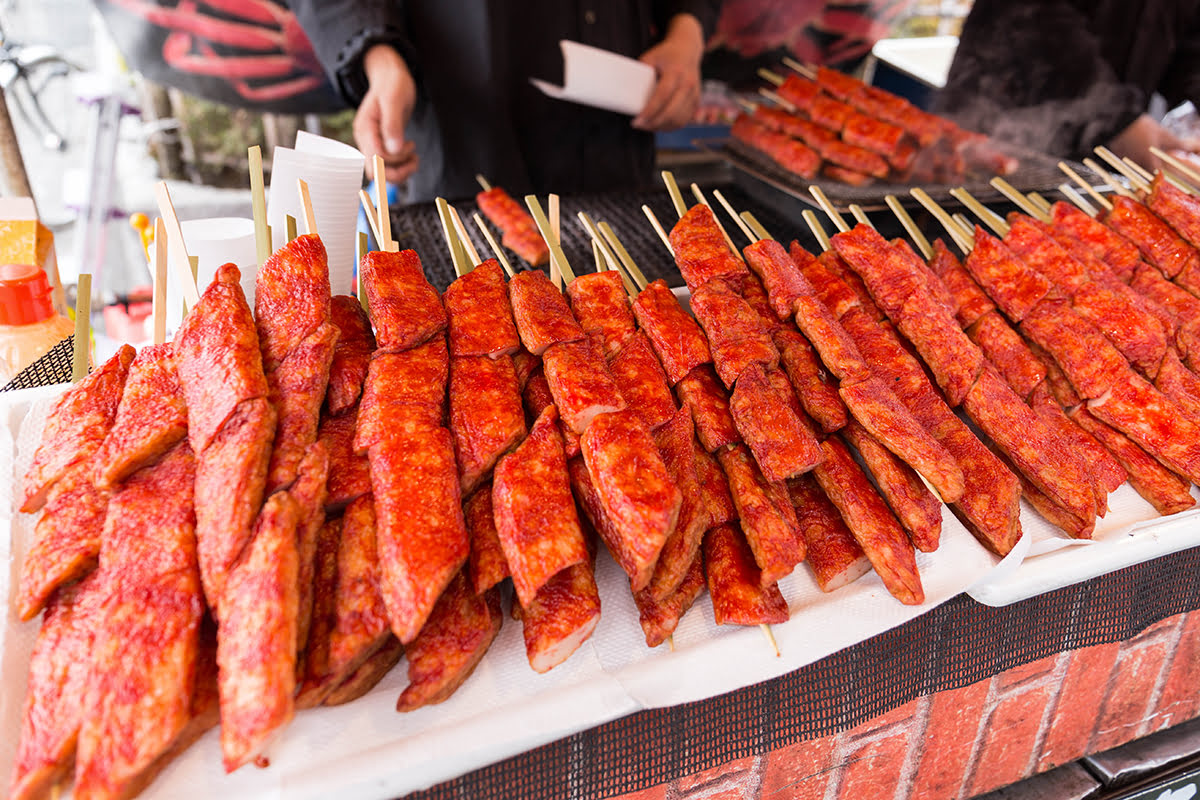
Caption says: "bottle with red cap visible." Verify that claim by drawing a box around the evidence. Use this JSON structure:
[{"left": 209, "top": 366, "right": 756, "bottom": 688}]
[{"left": 0, "top": 263, "right": 75, "bottom": 383}]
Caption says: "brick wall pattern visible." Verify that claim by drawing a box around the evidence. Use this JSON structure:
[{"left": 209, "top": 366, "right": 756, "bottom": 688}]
[{"left": 606, "top": 609, "right": 1200, "bottom": 800}]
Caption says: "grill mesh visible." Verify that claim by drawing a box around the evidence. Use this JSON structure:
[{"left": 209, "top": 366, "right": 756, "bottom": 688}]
[{"left": 388, "top": 185, "right": 803, "bottom": 293}]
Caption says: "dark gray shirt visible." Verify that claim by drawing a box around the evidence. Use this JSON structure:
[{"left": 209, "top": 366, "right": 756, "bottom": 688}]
[{"left": 291, "top": 0, "right": 720, "bottom": 202}]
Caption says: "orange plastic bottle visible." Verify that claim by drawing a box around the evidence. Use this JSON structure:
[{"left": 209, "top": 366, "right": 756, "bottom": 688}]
[{"left": 0, "top": 263, "right": 75, "bottom": 383}]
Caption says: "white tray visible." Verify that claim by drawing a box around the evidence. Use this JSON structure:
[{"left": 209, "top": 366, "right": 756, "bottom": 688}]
[{"left": 0, "top": 383, "right": 1015, "bottom": 799}]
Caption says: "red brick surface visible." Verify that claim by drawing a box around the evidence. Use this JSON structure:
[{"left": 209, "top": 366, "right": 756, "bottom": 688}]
[
  {"left": 1037, "top": 642, "right": 1121, "bottom": 771},
  {"left": 676, "top": 757, "right": 758, "bottom": 795},
  {"left": 602, "top": 612, "right": 1200, "bottom": 800},
  {"left": 1151, "top": 611, "right": 1200, "bottom": 731},
  {"left": 911, "top": 679, "right": 990, "bottom": 800},
  {"left": 995, "top": 653, "right": 1060, "bottom": 690},
  {"left": 1091, "top": 639, "right": 1173, "bottom": 752},
  {"left": 835, "top": 731, "right": 913, "bottom": 800},
  {"left": 760, "top": 735, "right": 836, "bottom": 800},
  {"left": 681, "top": 784, "right": 754, "bottom": 800},
  {"left": 968, "top": 684, "right": 1055, "bottom": 796},
  {"left": 846, "top": 698, "right": 922, "bottom": 740},
  {"left": 606, "top": 786, "right": 670, "bottom": 800}
]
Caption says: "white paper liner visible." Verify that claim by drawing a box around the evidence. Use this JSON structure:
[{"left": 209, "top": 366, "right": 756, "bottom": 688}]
[
  {"left": 967, "top": 486, "right": 1200, "bottom": 606},
  {"left": 7, "top": 381, "right": 1186, "bottom": 800}
]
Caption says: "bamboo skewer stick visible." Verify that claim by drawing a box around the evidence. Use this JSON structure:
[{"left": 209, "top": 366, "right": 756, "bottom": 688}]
[
  {"left": 802, "top": 209, "right": 831, "bottom": 252},
  {"left": 757, "top": 68, "right": 784, "bottom": 87},
  {"left": 952, "top": 214, "right": 977, "bottom": 248},
  {"left": 549, "top": 194, "right": 561, "bottom": 245},
  {"left": 373, "top": 155, "right": 394, "bottom": 250},
  {"left": 1094, "top": 146, "right": 1151, "bottom": 193},
  {"left": 1058, "top": 183, "right": 1100, "bottom": 217},
  {"left": 740, "top": 211, "right": 772, "bottom": 242},
  {"left": 1151, "top": 147, "right": 1200, "bottom": 184},
  {"left": 588, "top": 221, "right": 638, "bottom": 297},
  {"left": 758, "top": 88, "right": 798, "bottom": 113},
  {"left": 153, "top": 182, "right": 202, "bottom": 311},
  {"left": 762, "top": 623, "right": 781, "bottom": 658},
  {"left": 1058, "top": 161, "right": 1114, "bottom": 211},
  {"left": 151, "top": 217, "right": 167, "bottom": 345},
  {"left": 449, "top": 205, "right": 482, "bottom": 266},
  {"left": 1149, "top": 146, "right": 1200, "bottom": 192},
  {"left": 359, "top": 190, "right": 387, "bottom": 250},
  {"left": 911, "top": 188, "right": 972, "bottom": 254},
  {"left": 690, "top": 183, "right": 741, "bottom": 258},
  {"left": 285, "top": 215, "right": 298, "bottom": 243},
  {"left": 575, "top": 211, "right": 622, "bottom": 277},
  {"left": 848, "top": 204, "right": 871, "bottom": 227},
  {"left": 435, "top": 197, "right": 471, "bottom": 279},
  {"left": 592, "top": 239, "right": 605, "bottom": 273},
  {"left": 473, "top": 212, "right": 515, "bottom": 277},
  {"left": 298, "top": 178, "right": 317, "bottom": 235},
  {"left": 885, "top": 196, "right": 933, "bottom": 260},
  {"left": 525, "top": 195, "right": 576, "bottom": 285},
  {"left": 1082, "top": 157, "right": 1136, "bottom": 199},
  {"left": 735, "top": 97, "right": 758, "bottom": 115},
  {"left": 642, "top": 205, "right": 675, "bottom": 256},
  {"left": 808, "top": 185, "right": 850, "bottom": 232},
  {"left": 1027, "top": 192, "right": 1053, "bottom": 214},
  {"left": 594, "top": 223, "right": 646, "bottom": 301},
  {"left": 712, "top": 189, "right": 756, "bottom": 243},
  {"left": 357, "top": 231, "right": 369, "bottom": 310},
  {"left": 475, "top": 174, "right": 492, "bottom": 192},
  {"left": 1122, "top": 156, "right": 1155, "bottom": 183},
  {"left": 662, "top": 170, "right": 688, "bottom": 219},
  {"left": 599, "top": 221, "right": 649, "bottom": 291},
  {"left": 989, "top": 177, "right": 1051, "bottom": 222},
  {"left": 72, "top": 273, "right": 91, "bottom": 382},
  {"left": 248, "top": 145, "right": 270, "bottom": 266},
  {"left": 949, "top": 187, "right": 1009, "bottom": 237},
  {"left": 781, "top": 56, "right": 815, "bottom": 79}
]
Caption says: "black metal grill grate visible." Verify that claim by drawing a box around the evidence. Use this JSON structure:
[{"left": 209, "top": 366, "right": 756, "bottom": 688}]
[
  {"left": 699, "top": 137, "right": 1095, "bottom": 212},
  {"left": 388, "top": 185, "right": 808, "bottom": 294}
]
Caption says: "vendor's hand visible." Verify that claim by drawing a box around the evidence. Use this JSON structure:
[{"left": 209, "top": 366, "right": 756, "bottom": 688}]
[
  {"left": 355, "top": 44, "right": 419, "bottom": 185},
  {"left": 1107, "top": 113, "right": 1200, "bottom": 172},
  {"left": 632, "top": 14, "right": 705, "bottom": 132}
]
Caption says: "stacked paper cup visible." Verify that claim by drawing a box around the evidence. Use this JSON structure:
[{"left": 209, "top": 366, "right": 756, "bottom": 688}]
[
  {"left": 267, "top": 132, "right": 366, "bottom": 295},
  {"left": 168, "top": 217, "right": 257, "bottom": 336}
]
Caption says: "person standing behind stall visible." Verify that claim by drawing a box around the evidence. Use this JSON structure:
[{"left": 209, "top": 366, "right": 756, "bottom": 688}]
[
  {"left": 935, "top": 0, "right": 1200, "bottom": 169},
  {"left": 289, "top": 1, "right": 721, "bottom": 203}
]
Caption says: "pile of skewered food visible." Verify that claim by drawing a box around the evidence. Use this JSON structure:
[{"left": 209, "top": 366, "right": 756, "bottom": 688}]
[
  {"left": 9, "top": 156, "right": 1200, "bottom": 800},
  {"left": 732, "top": 63, "right": 1018, "bottom": 187}
]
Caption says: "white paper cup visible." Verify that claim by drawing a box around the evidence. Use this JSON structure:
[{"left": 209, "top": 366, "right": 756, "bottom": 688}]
[
  {"left": 169, "top": 217, "right": 257, "bottom": 335},
  {"left": 266, "top": 139, "right": 365, "bottom": 295}
]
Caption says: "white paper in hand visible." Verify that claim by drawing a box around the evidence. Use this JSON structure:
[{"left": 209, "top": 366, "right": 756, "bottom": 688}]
[{"left": 530, "top": 40, "right": 656, "bottom": 116}]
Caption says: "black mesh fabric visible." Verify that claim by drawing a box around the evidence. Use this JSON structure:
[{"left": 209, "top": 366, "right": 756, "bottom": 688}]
[
  {"left": 388, "top": 185, "right": 806, "bottom": 294},
  {"left": 404, "top": 549, "right": 1200, "bottom": 800},
  {"left": 2, "top": 336, "right": 75, "bottom": 391}
]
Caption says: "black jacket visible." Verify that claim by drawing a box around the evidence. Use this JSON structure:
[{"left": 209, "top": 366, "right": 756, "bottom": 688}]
[
  {"left": 290, "top": 0, "right": 720, "bottom": 203},
  {"left": 935, "top": 0, "right": 1200, "bottom": 159}
]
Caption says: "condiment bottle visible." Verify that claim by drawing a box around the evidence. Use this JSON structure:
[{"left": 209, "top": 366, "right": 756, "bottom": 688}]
[{"left": 0, "top": 263, "right": 75, "bottom": 383}]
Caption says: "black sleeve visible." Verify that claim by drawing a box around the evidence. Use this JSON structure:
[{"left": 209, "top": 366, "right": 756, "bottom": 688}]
[
  {"left": 934, "top": 0, "right": 1144, "bottom": 158},
  {"left": 1158, "top": 10, "right": 1200, "bottom": 109},
  {"left": 288, "top": 0, "right": 417, "bottom": 106},
  {"left": 653, "top": 0, "right": 722, "bottom": 39}
]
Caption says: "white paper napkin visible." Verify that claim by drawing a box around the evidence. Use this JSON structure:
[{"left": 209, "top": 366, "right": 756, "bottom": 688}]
[{"left": 531, "top": 40, "right": 656, "bottom": 116}]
